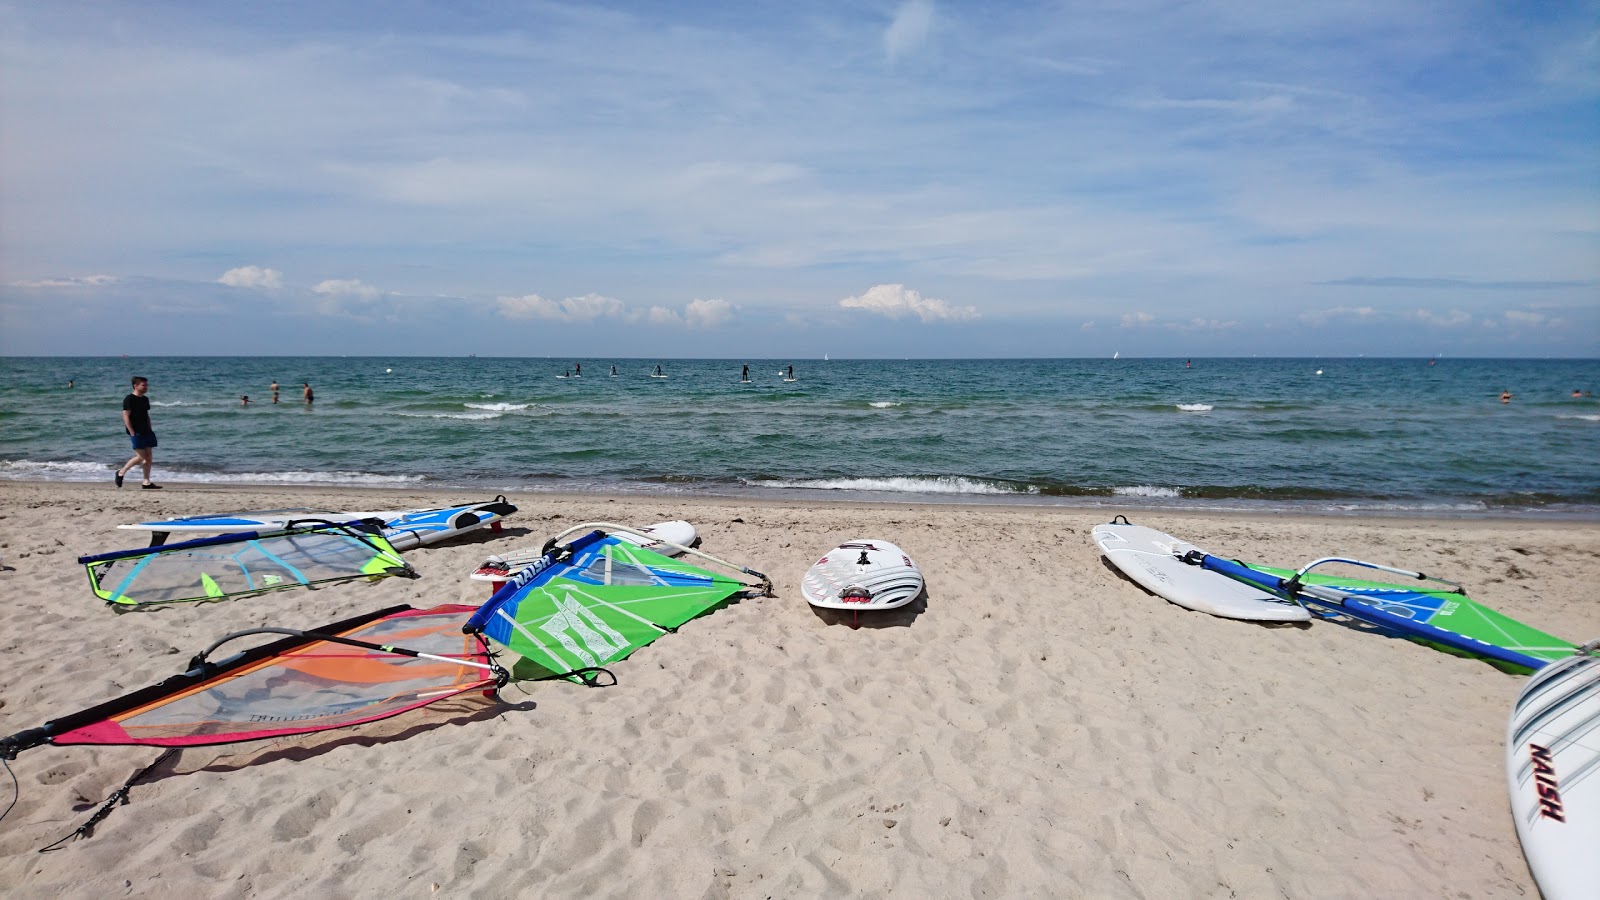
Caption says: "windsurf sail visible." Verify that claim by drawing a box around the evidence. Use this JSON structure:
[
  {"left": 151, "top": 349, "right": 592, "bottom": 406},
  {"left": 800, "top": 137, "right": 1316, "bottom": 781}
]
[
  {"left": 81, "top": 520, "right": 416, "bottom": 607},
  {"left": 464, "top": 523, "right": 771, "bottom": 683},
  {"left": 1187, "top": 553, "right": 1574, "bottom": 672},
  {"left": 0, "top": 604, "right": 503, "bottom": 757}
]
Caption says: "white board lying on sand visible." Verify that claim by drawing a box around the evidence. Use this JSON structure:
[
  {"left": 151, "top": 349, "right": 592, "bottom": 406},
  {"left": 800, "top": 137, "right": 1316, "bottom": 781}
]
[
  {"left": 1092, "top": 521, "right": 1311, "bottom": 622},
  {"left": 1507, "top": 648, "right": 1600, "bottom": 900},
  {"left": 470, "top": 520, "right": 699, "bottom": 583},
  {"left": 801, "top": 540, "right": 923, "bottom": 612}
]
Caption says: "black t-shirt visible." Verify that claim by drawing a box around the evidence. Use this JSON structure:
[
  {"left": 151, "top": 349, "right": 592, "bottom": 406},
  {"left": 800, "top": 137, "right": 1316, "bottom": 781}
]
[{"left": 123, "top": 393, "right": 152, "bottom": 434}]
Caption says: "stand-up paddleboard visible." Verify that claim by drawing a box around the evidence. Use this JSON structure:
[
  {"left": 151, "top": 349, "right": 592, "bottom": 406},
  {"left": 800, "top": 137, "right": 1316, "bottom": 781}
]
[
  {"left": 801, "top": 540, "right": 923, "bottom": 616},
  {"left": 1508, "top": 645, "right": 1600, "bottom": 900},
  {"left": 1092, "top": 518, "right": 1311, "bottom": 622},
  {"left": 471, "top": 520, "right": 700, "bottom": 587},
  {"left": 121, "top": 497, "right": 517, "bottom": 551}
]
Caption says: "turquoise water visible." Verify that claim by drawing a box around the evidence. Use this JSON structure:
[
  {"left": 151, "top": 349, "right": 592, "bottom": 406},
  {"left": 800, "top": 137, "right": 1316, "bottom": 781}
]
[{"left": 2, "top": 357, "right": 1597, "bottom": 516}]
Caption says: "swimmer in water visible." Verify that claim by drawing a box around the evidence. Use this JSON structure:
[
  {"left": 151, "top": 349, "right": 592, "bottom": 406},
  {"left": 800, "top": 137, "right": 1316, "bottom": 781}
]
[{"left": 1500, "top": 389, "right": 1513, "bottom": 403}]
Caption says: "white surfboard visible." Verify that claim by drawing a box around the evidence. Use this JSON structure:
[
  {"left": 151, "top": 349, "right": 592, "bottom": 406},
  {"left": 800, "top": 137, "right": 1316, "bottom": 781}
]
[
  {"left": 1092, "top": 521, "right": 1311, "bottom": 622},
  {"left": 1508, "top": 648, "right": 1600, "bottom": 900},
  {"left": 801, "top": 540, "right": 923, "bottom": 611},
  {"left": 470, "top": 520, "right": 699, "bottom": 583}
]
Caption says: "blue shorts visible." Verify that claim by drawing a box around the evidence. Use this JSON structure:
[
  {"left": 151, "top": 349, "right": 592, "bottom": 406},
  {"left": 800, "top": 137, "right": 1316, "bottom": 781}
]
[{"left": 130, "top": 431, "right": 158, "bottom": 450}]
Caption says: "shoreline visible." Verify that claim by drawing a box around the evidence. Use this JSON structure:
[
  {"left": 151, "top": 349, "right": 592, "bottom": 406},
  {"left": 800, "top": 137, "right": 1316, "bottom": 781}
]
[
  {"left": 1, "top": 480, "right": 1595, "bottom": 896},
  {"left": 3, "top": 475, "right": 1597, "bottom": 523}
]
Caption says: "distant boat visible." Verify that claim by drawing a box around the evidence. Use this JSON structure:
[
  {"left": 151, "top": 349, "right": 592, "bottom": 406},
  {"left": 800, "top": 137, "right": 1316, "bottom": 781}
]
[
  {"left": 824, "top": 353, "right": 829, "bottom": 361},
  {"left": 1112, "top": 351, "right": 1119, "bottom": 359}
]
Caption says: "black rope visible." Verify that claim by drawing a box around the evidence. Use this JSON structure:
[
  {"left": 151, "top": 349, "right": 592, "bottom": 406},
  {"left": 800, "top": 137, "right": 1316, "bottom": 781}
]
[
  {"left": 0, "top": 756, "right": 18, "bottom": 829},
  {"left": 568, "top": 667, "right": 617, "bottom": 687},
  {"left": 38, "top": 749, "right": 177, "bottom": 852}
]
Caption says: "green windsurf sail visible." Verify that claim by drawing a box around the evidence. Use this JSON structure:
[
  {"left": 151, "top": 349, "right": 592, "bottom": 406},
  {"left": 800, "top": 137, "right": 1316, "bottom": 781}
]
[
  {"left": 81, "top": 520, "right": 417, "bottom": 607},
  {"left": 463, "top": 523, "right": 770, "bottom": 683}
]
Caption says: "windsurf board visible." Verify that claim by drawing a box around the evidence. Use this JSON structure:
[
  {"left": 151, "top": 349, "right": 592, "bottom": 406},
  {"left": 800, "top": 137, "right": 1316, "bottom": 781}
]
[
  {"left": 471, "top": 520, "right": 699, "bottom": 585},
  {"left": 1507, "top": 647, "right": 1600, "bottom": 900},
  {"left": 801, "top": 540, "right": 923, "bottom": 612},
  {"left": 1092, "top": 521, "right": 1311, "bottom": 622}
]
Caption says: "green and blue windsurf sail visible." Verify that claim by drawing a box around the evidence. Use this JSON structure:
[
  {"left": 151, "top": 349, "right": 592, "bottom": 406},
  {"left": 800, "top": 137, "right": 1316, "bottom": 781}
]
[
  {"left": 81, "top": 520, "right": 416, "bottom": 607},
  {"left": 464, "top": 527, "right": 770, "bottom": 683},
  {"left": 1190, "top": 553, "right": 1573, "bottom": 671}
]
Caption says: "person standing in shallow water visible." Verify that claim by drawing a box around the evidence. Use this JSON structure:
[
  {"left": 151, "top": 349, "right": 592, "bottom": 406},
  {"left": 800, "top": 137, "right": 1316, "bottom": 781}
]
[
  {"left": 271, "top": 380, "right": 279, "bottom": 404},
  {"left": 302, "top": 382, "right": 314, "bottom": 405},
  {"left": 115, "top": 376, "right": 160, "bottom": 489}
]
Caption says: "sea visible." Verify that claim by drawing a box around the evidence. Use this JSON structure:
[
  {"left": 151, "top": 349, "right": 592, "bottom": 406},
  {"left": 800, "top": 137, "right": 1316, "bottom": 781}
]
[{"left": 2, "top": 356, "right": 1597, "bottom": 518}]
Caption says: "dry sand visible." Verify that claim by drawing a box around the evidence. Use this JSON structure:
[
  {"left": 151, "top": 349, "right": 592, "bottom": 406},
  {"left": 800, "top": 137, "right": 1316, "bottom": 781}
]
[{"left": 0, "top": 481, "right": 1595, "bottom": 898}]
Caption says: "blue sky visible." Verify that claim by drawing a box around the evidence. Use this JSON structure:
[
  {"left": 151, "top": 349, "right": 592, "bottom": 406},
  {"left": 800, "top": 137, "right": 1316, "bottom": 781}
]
[{"left": 1, "top": 0, "right": 1596, "bottom": 357}]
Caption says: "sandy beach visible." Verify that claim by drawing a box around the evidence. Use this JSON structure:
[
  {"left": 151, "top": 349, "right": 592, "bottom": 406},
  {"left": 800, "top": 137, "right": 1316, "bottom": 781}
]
[{"left": 0, "top": 481, "right": 1594, "bottom": 898}]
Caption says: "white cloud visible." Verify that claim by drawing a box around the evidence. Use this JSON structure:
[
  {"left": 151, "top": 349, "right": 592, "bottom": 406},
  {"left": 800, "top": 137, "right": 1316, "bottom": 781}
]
[
  {"left": 1505, "top": 310, "right": 1559, "bottom": 327},
  {"left": 1080, "top": 321, "right": 1096, "bottom": 330},
  {"left": 218, "top": 266, "right": 283, "bottom": 289},
  {"left": 685, "top": 297, "right": 735, "bottom": 329},
  {"left": 497, "top": 292, "right": 624, "bottom": 322},
  {"left": 1410, "top": 308, "right": 1473, "bottom": 327},
  {"left": 10, "top": 274, "right": 118, "bottom": 288},
  {"left": 839, "top": 284, "right": 978, "bottom": 323},
  {"left": 313, "top": 278, "right": 382, "bottom": 300},
  {"left": 884, "top": 0, "right": 934, "bottom": 63},
  {"left": 1120, "top": 311, "right": 1154, "bottom": 327},
  {"left": 1165, "top": 317, "right": 1238, "bottom": 331},
  {"left": 643, "top": 306, "right": 682, "bottom": 326},
  {"left": 1299, "top": 306, "right": 1377, "bottom": 325}
]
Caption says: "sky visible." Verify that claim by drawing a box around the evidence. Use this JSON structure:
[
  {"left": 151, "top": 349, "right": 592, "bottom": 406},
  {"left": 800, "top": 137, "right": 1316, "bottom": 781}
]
[{"left": 1, "top": 0, "right": 1596, "bottom": 358}]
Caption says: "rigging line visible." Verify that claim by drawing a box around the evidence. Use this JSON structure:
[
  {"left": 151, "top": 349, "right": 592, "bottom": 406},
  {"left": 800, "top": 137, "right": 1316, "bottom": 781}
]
[
  {"left": 38, "top": 749, "right": 177, "bottom": 852},
  {"left": 0, "top": 756, "right": 17, "bottom": 828}
]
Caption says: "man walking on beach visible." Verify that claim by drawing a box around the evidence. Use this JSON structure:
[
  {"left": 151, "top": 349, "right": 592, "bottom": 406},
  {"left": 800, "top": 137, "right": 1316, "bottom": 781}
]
[{"left": 115, "top": 376, "right": 161, "bottom": 489}]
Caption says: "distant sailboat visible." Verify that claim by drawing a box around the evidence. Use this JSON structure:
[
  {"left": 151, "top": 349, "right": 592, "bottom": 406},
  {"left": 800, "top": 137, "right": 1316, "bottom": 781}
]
[
  {"left": 824, "top": 353, "right": 829, "bottom": 361},
  {"left": 1112, "top": 351, "right": 1120, "bottom": 359}
]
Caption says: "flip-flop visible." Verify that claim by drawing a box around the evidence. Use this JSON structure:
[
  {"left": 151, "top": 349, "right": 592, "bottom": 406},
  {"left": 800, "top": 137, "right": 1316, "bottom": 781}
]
[
  {"left": 115, "top": 472, "right": 124, "bottom": 488},
  {"left": 141, "top": 483, "right": 163, "bottom": 490}
]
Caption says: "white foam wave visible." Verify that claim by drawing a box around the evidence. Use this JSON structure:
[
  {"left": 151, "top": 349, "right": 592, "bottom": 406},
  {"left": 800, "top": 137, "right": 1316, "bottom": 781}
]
[
  {"left": 869, "top": 401, "right": 902, "bottom": 408},
  {"left": 1114, "top": 485, "right": 1181, "bottom": 498},
  {"left": 1176, "top": 403, "right": 1213, "bottom": 412},
  {"left": 399, "top": 411, "right": 503, "bottom": 420},
  {"left": 0, "top": 460, "right": 110, "bottom": 479},
  {"left": 1556, "top": 414, "right": 1600, "bottom": 422},
  {"left": 151, "top": 400, "right": 206, "bottom": 407},
  {"left": 0, "top": 461, "right": 421, "bottom": 487},
  {"left": 465, "top": 402, "right": 530, "bottom": 412},
  {"left": 171, "top": 471, "right": 425, "bottom": 486},
  {"left": 761, "top": 476, "right": 1037, "bottom": 495}
]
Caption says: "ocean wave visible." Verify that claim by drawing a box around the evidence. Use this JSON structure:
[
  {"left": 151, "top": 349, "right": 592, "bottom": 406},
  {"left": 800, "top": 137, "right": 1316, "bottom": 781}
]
[
  {"left": 465, "top": 402, "right": 531, "bottom": 412},
  {"left": 1113, "top": 485, "right": 1182, "bottom": 498},
  {"left": 398, "top": 411, "right": 503, "bottom": 420},
  {"left": 1556, "top": 414, "right": 1600, "bottom": 422},
  {"left": 0, "top": 460, "right": 422, "bottom": 487},
  {"left": 869, "top": 401, "right": 902, "bottom": 408},
  {"left": 1176, "top": 403, "right": 1213, "bottom": 412},
  {"left": 757, "top": 476, "right": 1039, "bottom": 495},
  {"left": 168, "top": 470, "right": 425, "bottom": 486},
  {"left": 0, "top": 460, "right": 110, "bottom": 479},
  {"left": 150, "top": 400, "right": 207, "bottom": 407}
]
